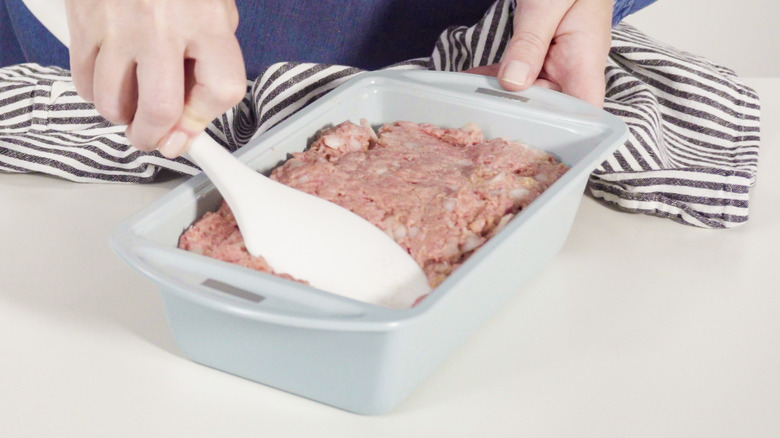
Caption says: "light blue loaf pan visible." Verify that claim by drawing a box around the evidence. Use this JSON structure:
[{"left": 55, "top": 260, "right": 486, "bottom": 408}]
[{"left": 110, "top": 70, "right": 628, "bottom": 415}]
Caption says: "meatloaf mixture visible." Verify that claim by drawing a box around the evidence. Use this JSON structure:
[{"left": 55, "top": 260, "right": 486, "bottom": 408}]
[{"left": 179, "top": 120, "right": 568, "bottom": 290}]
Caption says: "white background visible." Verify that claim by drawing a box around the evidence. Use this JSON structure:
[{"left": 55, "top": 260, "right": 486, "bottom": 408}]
[
  {"left": 3, "top": 1, "right": 779, "bottom": 437},
  {"left": 625, "top": 0, "right": 779, "bottom": 77}
]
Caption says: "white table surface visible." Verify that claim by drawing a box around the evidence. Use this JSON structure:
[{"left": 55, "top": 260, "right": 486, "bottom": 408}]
[{"left": 1, "top": 78, "right": 778, "bottom": 437}]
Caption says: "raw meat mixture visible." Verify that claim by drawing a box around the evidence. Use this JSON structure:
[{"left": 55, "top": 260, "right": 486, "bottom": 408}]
[{"left": 179, "top": 120, "right": 568, "bottom": 289}]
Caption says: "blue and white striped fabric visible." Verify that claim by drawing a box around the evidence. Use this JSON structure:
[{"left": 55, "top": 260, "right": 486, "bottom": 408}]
[{"left": 0, "top": 0, "right": 761, "bottom": 228}]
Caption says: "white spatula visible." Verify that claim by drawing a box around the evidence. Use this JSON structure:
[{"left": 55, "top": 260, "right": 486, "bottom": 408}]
[{"left": 185, "top": 132, "right": 432, "bottom": 309}]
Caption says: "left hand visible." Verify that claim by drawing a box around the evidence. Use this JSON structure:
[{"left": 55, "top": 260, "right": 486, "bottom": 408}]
[{"left": 465, "top": 0, "right": 613, "bottom": 107}]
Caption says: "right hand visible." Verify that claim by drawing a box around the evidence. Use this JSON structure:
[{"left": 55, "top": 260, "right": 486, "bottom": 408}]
[
  {"left": 463, "top": 0, "right": 613, "bottom": 108},
  {"left": 64, "top": 0, "right": 247, "bottom": 158},
  {"left": 497, "top": 0, "right": 613, "bottom": 107}
]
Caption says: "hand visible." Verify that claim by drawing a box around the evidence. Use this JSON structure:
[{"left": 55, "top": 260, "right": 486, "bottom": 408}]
[
  {"left": 468, "top": 0, "right": 613, "bottom": 107},
  {"left": 64, "top": 0, "right": 247, "bottom": 158}
]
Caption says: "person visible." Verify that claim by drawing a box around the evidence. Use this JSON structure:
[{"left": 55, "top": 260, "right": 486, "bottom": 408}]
[{"left": 2, "top": 0, "right": 655, "bottom": 158}]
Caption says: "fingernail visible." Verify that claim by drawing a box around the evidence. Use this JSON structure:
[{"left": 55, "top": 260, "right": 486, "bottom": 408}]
[
  {"left": 501, "top": 60, "right": 530, "bottom": 86},
  {"left": 159, "top": 130, "right": 189, "bottom": 158}
]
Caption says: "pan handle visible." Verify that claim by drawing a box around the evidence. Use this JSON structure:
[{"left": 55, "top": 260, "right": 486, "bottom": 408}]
[
  {"left": 110, "top": 236, "right": 412, "bottom": 330},
  {"left": 372, "top": 69, "right": 606, "bottom": 121}
]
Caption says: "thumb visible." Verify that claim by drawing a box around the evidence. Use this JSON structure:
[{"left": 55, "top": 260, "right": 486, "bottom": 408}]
[{"left": 498, "top": 0, "right": 573, "bottom": 91}]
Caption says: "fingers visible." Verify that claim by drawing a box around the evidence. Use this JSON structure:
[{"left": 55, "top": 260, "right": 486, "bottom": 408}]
[
  {"left": 92, "top": 44, "right": 138, "bottom": 125},
  {"left": 534, "top": 77, "right": 563, "bottom": 92},
  {"left": 63, "top": 0, "right": 245, "bottom": 158},
  {"left": 64, "top": 0, "right": 96, "bottom": 101},
  {"left": 545, "top": 0, "right": 613, "bottom": 107},
  {"left": 157, "top": 35, "right": 247, "bottom": 158},
  {"left": 555, "top": 48, "right": 607, "bottom": 107},
  {"left": 495, "top": 0, "right": 611, "bottom": 107},
  {"left": 125, "top": 46, "right": 186, "bottom": 152},
  {"left": 68, "top": 44, "right": 98, "bottom": 103},
  {"left": 498, "top": 0, "right": 574, "bottom": 91}
]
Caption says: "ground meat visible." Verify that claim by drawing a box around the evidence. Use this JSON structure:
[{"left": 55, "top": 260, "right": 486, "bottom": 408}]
[
  {"left": 179, "top": 120, "right": 568, "bottom": 290},
  {"left": 177, "top": 197, "right": 301, "bottom": 283}
]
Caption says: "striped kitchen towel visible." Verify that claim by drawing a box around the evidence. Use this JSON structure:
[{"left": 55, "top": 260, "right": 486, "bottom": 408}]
[{"left": 0, "top": 0, "right": 761, "bottom": 228}]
